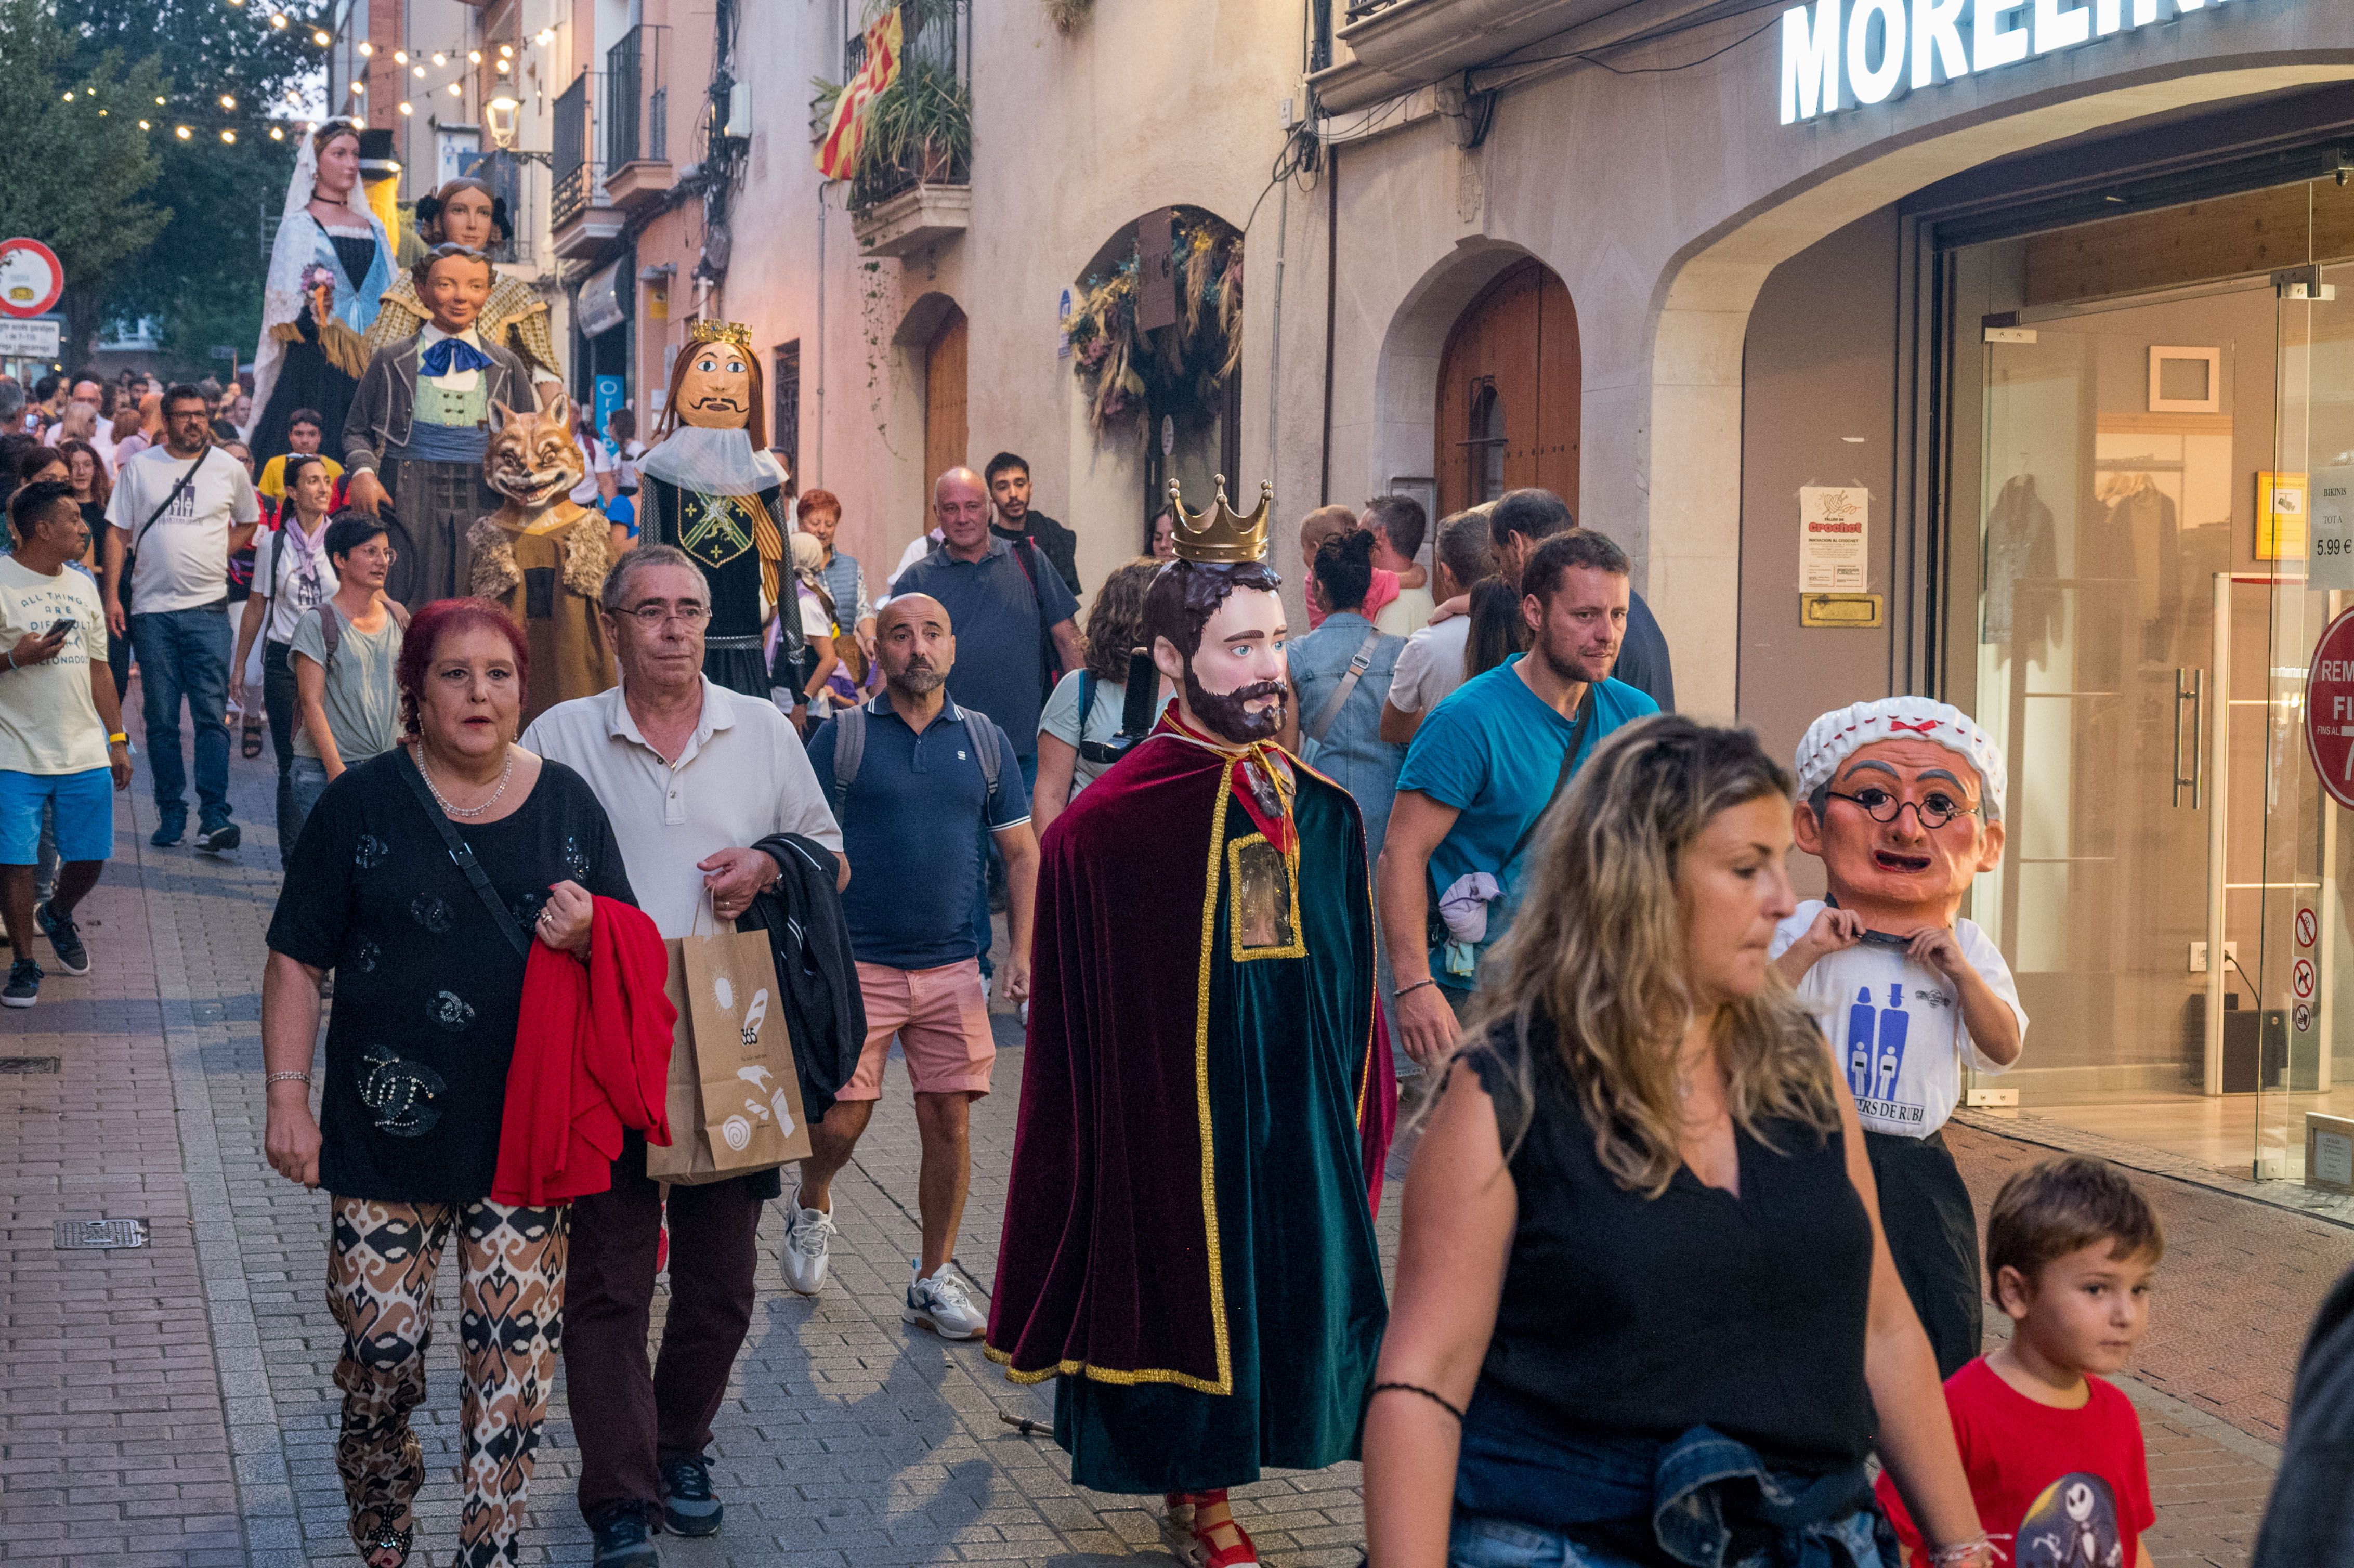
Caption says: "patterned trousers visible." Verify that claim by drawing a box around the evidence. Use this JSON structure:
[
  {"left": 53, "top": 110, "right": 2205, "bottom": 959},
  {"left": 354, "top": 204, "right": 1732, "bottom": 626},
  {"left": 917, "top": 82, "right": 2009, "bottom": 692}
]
[{"left": 327, "top": 1196, "right": 568, "bottom": 1568}]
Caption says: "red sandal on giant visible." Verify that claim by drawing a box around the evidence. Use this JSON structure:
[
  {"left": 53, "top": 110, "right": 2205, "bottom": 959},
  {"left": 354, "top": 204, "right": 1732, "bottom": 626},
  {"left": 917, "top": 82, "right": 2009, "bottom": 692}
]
[{"left": 1160, "top": 1491, "right": 1260, "bottom": 1568}]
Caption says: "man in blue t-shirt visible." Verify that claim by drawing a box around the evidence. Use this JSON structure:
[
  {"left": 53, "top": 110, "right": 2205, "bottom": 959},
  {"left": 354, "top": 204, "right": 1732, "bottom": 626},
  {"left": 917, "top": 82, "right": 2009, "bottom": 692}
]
[
  {"left": 1378, "top": 529, "right": 1659, "bottom": 1065},
  {"left": 793, "top": 592, "right": 1037, "bottom": 1342}
]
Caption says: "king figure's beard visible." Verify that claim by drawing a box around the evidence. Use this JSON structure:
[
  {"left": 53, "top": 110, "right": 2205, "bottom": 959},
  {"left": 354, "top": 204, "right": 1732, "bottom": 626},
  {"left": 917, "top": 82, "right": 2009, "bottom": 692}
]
[{"left": 1183, "top": 667, "right": 1286, "bottom": 744}]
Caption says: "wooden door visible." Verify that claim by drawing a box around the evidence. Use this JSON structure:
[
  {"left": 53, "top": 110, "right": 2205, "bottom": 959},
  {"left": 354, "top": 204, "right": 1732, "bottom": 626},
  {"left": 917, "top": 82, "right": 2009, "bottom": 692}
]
[
  {"left": 1435, "top": 260, "right": 1581, "bottom": 520},
  {"left": 924, "top": 304, "right": 969, "bottom": 506}
]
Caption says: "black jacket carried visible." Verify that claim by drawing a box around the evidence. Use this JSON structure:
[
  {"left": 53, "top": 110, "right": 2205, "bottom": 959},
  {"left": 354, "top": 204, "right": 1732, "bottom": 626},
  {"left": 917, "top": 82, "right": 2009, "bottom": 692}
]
[
  {"left": 2253, "top": 1261, "right": 2354, "bottom": 1565},
  {"left": 744, "top": 832, "right": 865, "bottom": 1129}
]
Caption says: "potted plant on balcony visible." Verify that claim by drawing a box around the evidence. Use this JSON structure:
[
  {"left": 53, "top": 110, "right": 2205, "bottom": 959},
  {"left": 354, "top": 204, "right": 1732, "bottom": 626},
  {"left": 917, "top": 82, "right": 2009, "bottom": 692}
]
[{"left": 813, "top": 0, "right": 973, "bottom": 211}]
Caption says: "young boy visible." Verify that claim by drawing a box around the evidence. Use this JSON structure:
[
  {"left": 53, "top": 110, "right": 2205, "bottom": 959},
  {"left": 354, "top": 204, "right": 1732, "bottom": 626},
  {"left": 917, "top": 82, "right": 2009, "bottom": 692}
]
[
  {"left": 1773, "top": 696, "right": 2025, "bottom": 1378},
  {"left": 1877, "top": 1156, "right": 2162, "bottom": 1567}
]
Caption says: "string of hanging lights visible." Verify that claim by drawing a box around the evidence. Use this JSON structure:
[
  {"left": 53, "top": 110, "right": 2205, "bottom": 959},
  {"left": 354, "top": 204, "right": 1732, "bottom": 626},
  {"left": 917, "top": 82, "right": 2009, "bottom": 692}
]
[{"left": 57, "top": 5, "right": 565, "bottom": 145}]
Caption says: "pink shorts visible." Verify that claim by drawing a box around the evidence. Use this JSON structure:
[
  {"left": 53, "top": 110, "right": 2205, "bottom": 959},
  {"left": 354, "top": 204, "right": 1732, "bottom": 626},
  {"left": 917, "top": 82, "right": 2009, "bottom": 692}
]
[{"left": 839, "top": 959, "right": 996, "bottom": 1100}]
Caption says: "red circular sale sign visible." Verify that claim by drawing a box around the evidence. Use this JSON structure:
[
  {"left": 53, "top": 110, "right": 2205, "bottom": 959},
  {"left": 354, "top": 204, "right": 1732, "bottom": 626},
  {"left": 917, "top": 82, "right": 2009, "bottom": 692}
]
[
  {"left": 0, "top": 239, "right": 62, "bottom": 319},
  {"left": 2308, "top": 606, "right": 2354, "bottom": 808}
]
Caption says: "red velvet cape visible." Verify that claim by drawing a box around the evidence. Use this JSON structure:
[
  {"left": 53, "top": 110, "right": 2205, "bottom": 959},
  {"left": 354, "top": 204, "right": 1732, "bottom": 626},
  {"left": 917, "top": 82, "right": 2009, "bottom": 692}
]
[{"left": 985, "top": 730, "right": 1395, "bottom": 1391}]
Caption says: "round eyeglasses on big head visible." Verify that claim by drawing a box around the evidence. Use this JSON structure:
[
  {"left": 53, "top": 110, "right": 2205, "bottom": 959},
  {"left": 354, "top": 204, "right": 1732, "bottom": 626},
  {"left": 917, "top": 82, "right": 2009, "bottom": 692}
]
[{"left": 1822, "top": 785, "right": 1980, "bottom": 831}]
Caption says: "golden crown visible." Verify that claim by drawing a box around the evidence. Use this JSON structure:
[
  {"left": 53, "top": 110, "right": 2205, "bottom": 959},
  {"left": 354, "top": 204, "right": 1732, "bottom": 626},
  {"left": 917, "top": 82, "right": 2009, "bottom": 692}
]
[
  {"left": 686, "top": 319, "right": 754, "bottom": 351},
  {"left": 1167, "top": 475, "right": 1273, "bottom": 565}
]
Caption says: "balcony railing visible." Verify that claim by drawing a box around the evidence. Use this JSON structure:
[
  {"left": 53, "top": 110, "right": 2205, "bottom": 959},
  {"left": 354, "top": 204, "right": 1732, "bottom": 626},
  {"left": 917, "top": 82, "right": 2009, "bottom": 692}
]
[
  {"left": 840, "top": 1, "right": 970, "bottom": 212},
  {"left": 551, "top": 72, "right": 603, "bottom": 232},
  {"left": 605, "top": 24, "right": 670, "bottom": 171}
]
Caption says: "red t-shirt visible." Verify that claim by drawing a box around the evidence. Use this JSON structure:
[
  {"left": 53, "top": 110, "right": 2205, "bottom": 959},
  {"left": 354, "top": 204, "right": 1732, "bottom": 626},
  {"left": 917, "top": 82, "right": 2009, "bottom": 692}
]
[{"left": 1875, "top": 1357, "right": 2155, "bottom": 1567}]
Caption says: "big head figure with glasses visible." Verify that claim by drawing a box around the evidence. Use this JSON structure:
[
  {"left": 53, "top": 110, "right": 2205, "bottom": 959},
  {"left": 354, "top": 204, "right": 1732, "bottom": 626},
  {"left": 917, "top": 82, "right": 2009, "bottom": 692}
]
[{"left": 1769, "top": 695, "right": 2027, "bottom": 1386}]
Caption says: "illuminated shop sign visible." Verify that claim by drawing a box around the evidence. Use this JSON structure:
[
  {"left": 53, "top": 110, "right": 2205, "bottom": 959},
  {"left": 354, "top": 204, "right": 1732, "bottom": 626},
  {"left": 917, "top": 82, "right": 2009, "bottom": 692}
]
[{"left": 1780, "top": 0, "right": 2250, "bottom": 124}]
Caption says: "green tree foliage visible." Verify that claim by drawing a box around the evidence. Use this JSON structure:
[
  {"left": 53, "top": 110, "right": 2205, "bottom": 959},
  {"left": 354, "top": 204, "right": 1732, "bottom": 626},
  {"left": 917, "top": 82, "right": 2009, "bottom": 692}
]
[
  {"left": 0, "top": 0, "right": 169, "bottom": 362},
  {"left": 52, "top": 0, "right": 329, "bottom": 373}
]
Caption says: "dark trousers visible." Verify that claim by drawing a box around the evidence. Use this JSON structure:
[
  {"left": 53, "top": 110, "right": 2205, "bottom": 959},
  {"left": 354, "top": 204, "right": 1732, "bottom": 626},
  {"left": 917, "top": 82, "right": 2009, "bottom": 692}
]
[
  {"left": 262, "top": 639, "right": 300, "bottom": 861},
  {"left": 564, "top": 1139, "right": 765, "bottom": 1521},
  {"left": 1864, "top": 1128, "right": 1983, "bottom": 1380},
  {"left": 127, "top": 605, "right": 232, "bottom": 832}
]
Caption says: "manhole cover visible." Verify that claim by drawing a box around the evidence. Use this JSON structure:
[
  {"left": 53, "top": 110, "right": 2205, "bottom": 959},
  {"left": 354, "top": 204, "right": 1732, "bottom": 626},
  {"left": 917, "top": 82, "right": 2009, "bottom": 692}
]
[
  {"left": 0, "top": 1056, "right": 60, "bottom": 1074},
  {"left": 54, "top": 1219, "right": 148, "bottom": 1250}
]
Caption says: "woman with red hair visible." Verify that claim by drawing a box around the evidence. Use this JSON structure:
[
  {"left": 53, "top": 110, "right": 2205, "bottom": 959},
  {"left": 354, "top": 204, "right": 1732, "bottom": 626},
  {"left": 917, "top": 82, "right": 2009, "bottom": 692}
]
[{"left": 260, "top": 589, "right": 638, "bottom": 1568}]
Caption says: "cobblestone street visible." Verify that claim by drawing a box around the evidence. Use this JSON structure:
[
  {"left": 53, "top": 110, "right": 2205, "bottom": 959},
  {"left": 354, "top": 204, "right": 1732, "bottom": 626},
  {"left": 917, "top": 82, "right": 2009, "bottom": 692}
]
[{"left": 0, "top": 747, "right": 2332, "bottom": 1566}]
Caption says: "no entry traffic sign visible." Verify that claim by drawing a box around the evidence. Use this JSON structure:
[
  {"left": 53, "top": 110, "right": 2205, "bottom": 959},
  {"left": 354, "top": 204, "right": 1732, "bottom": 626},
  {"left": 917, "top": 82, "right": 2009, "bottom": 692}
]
[
  {"left": 0, "top": 239, "right": 62, "bottom": 320},
  {"left": 2307, "top": 606, "right": 2354, "bottom": 809}
]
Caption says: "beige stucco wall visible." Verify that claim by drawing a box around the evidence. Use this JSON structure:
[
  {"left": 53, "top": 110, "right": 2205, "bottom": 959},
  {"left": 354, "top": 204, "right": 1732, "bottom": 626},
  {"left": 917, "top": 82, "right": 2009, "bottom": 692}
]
[{"left": 712, "top": 0, "right": 2354, "bottom": 715}]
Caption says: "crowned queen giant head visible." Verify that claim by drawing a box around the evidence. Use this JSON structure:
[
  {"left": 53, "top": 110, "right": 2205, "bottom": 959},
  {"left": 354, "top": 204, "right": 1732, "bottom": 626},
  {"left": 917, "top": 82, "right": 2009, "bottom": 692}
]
[{"left": 1144, "top": 477, "right": 1289, "bottom": 747}]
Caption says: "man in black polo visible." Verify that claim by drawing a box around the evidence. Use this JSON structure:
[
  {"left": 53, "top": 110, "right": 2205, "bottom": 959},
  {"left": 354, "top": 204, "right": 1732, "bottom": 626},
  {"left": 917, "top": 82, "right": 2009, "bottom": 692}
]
[
  {"left": 984, "top": 450, "right": 1081, "bottom": 595},
  {"left": 893, "top": 466, "right": 1077, "bottom": 976}
]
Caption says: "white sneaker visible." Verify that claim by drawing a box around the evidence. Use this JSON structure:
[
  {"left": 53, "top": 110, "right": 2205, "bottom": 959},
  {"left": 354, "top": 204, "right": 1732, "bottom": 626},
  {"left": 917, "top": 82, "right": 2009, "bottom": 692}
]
[
  {"left": 780, "top": 1188, "right": 835, "bottom": 1295},
  {"left": 904, "top": 1263, "right": 986, "bottom": 1340}
]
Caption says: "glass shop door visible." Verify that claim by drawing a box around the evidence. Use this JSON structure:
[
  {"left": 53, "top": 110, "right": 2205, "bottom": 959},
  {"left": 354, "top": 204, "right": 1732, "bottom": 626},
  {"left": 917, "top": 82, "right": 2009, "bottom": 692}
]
[{"left": 1977, "top": 325, "right": 2259, "bottom": 1123}]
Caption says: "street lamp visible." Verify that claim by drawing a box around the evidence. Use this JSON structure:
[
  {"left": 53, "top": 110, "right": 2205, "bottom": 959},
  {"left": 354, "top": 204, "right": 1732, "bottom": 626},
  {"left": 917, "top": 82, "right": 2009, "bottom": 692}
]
[{"left": 486, "top": 95, "right": 521, "bottom": 150}]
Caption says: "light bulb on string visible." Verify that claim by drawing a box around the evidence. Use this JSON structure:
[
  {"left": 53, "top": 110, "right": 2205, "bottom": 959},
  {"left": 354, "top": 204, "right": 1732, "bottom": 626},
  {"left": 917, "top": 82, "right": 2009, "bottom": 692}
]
[
  {"left": 312, "top": 29, "right": 330, "bottom": 46},
  {"left": 358, "top": 40, "right": 372, "bottom": 56},
  {"left": 269, "top": 126, "right": 283, "bottom": 139},
  {"left": 398, "top": 101, "right": 413, "bottom": 115},
  {"left": 350, "top": 81, "right": 364, "bottom": 95},
  {"left": 175, "top": 125, "right": 191, "bottom": 138},
  {"left": 412, "top": 65, "right": 425, "bottom": 77},
  {"left": 220, "top": 128, "right": 236, "bottom": 143},
  {"left": 138, "top": 119, "right": 150, "bottom": 130},
  {"left": 499, "top": 44, "right": 513, "bottom": 56},
  {"left": 495, "top": 59, "right": 510, "bottom": 74},
  {"left": 394, "top": 50, "right": 407, "bottom": 64},
  {"left": 219, "top": 94, "right": 237, "bottom": 110},
  {"left": 154, "top": 95, "right": 165, "bottom": 104},
  {"left": 61, "top": 90, "right": 73, "bottom": 101},
  {"left": 431, "top": 52, "right": 447, "bottom": 66},
  {"left": 536, "top": 28, "right": 556, "bottom": 45},
  {"left": 268, "top": 11, "right": 286, "bottom": 27},
  {"left": 467, "top": 50, "right": 482, "bottom": 63},
  {"left": 445, "top": 82, "right": 462, "bottom": 97}
]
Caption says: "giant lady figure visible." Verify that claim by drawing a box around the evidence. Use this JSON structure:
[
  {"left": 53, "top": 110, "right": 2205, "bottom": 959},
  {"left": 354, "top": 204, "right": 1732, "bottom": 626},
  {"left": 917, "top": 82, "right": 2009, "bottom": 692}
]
[{"left": 246, "top": 119, "right": 395, "bottom": 466}]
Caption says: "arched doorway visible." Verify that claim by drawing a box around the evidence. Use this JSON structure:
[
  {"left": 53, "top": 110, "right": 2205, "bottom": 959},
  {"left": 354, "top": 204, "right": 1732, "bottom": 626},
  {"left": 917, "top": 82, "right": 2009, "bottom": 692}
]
[
  {"left": 1064, "top": 206, "right": 1245, "bottom": 548},
  {"left": 923, "top": 302, "right": 969, "bottom": 501},
  {"left": 1435, "top": 259, "right": 1580, "bottom": 520}
]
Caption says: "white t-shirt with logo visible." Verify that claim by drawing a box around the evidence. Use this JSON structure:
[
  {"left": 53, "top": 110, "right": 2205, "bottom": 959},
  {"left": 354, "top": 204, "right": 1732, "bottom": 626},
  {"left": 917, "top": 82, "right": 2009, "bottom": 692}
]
[
  {"left": 104, "top": 445, "right": 260, "bottom": 613},
  {"left": 0, "top": 556, "right": 110, "bottom": 775},
  {"left": 1769, "top": 900, "right": 2025, "bottom": 1139},
  {"left": 249, "top": 521, "right": 341, "bottom": 645}
]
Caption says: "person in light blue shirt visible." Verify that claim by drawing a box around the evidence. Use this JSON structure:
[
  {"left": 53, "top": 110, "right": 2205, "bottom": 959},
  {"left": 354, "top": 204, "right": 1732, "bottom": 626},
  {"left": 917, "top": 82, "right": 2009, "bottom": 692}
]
[
  {"left": 1290, "top": 529, "right": 1405, "bottom": 871},
  {"left": 1378, "top": 529, "right": 1659, "bottom": 1067}
]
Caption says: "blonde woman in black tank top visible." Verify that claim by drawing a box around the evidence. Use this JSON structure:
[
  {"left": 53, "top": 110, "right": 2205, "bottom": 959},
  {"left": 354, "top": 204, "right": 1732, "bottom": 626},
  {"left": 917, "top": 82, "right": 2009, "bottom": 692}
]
[{"left": 1363, "top": 717, "right": 1992, "bottom": 1568}]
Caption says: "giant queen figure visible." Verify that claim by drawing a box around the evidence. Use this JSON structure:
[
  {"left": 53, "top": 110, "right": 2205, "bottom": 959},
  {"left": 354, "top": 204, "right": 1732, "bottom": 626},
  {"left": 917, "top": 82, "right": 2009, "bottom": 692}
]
[{"left": 986, "top": 478, "right": 1393, "bottom": 1568}]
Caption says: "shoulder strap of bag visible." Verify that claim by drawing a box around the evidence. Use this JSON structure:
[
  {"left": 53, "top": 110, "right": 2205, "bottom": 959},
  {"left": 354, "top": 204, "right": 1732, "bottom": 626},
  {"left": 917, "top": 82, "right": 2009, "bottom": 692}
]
[
  {"left": 1502, "top": 685, "right": 1602, "bottom": 873},
  {"left": 958, "top": 706, "right": 1003, "bottom": 798},
  {"left": 316, "top": 602, "right": 342, "bottom": 672},
  {"left": 394, "top": 745, "right": 532, "bottom": 959},
  {"left": 831, "top": 702, "right": 867, "bottom": 802},
  {"left": 132, "top": 442, "right": 211, "bottom": 554},
  {"left": 1306, "top": 624, "right": 1385, "bottom": 748}
]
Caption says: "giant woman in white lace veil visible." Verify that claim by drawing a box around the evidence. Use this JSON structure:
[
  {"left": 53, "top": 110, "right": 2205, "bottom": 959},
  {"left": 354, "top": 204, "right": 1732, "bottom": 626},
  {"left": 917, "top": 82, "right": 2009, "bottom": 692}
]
[{"left": 246, "top": 119, "right": 394, "bottom": 465}]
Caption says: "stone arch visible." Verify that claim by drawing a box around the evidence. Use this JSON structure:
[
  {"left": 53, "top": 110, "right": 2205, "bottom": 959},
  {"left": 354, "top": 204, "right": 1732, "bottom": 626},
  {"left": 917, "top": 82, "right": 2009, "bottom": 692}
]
[
  {"left": 1368, "top": 239, "right": 1537, "bottom": 529},
  {"left": 1641, "top": 61, "right": 2354, "bottom": 722}
]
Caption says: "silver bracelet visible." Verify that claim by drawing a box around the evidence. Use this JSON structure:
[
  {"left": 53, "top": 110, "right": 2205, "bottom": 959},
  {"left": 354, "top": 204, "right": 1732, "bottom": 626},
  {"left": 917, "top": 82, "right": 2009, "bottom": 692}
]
[{"left": 264, "top": 1071, "right": 312, "bottom": 1088}]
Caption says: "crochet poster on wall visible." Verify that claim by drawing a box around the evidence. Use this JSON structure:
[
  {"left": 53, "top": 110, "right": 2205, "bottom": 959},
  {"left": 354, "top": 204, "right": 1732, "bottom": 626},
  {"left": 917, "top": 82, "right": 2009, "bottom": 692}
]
[{"left": 1799, "top": 485, "right": 1869, "bottom": 592}]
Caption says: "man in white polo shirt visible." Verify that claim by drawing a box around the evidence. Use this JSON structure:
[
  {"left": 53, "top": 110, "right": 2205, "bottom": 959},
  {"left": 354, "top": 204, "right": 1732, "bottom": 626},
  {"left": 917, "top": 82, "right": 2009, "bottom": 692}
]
[
  {"left": 521, "top": 543, "right": 842, "bottom": 1568},
  {"left": 101, "top": 384, "right": 258, "bottom": 853}
]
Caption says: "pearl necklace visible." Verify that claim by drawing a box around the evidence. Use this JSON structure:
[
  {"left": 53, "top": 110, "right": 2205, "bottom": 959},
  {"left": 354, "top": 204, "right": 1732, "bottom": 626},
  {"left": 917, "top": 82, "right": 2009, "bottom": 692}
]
[{"left": 417, "top": 742, "right": 514, "bottom": 819}]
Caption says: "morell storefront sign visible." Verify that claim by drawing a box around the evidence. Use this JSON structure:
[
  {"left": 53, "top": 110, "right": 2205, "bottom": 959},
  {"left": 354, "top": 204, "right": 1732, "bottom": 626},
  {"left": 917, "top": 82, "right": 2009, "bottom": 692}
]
[{"left": 1781, "top": 0, "right": 2256, "bottom": 124}]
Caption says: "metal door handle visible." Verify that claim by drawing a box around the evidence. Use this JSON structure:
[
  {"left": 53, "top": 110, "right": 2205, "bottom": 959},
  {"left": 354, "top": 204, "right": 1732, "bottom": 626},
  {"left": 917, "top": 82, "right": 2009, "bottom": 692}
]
[{"left": 2174, "top": 668, "right": 2204, "bottom": 808}]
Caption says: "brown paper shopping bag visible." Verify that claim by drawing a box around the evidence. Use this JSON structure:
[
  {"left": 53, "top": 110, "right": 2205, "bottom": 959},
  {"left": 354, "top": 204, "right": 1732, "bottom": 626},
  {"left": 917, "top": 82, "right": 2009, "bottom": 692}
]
[{"left": 645, "top": 921, "right": 813, "bottom": 1184}]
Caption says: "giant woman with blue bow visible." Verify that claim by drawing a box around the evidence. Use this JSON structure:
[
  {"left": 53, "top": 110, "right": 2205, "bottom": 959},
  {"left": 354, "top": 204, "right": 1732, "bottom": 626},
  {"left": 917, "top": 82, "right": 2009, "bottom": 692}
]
[{"left": 341, "top": 244, "right": 537, "bottom": 609}]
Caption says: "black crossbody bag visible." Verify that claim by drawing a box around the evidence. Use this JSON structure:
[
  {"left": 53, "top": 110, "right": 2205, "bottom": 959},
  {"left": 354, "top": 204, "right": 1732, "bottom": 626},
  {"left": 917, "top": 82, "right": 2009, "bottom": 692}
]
[
  {"left": 1426, "top": 690, "right": 1599, "bottom": 950},
  {"left": 393, "top": 745, "right": 532, "bottom": 960}
]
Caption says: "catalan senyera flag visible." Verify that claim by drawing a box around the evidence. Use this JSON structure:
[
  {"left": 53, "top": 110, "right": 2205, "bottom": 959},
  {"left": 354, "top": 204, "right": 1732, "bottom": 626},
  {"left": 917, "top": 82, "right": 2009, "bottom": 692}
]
[{"left": 815, "top": 8, "right": 904, "bottom": 180}]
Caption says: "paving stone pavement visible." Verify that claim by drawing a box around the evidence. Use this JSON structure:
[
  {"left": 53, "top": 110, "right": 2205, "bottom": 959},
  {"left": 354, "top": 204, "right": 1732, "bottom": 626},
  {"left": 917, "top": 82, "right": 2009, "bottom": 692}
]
[{"left": 0, "top": 736, "right": 2316, "bottom": 1567}]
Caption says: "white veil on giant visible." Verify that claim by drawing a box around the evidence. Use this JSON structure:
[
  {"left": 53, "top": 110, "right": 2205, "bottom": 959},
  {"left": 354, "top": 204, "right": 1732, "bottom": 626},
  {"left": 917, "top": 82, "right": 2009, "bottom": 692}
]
[{"left": 245, "top": 121, "right": 382, "bottom": 440}]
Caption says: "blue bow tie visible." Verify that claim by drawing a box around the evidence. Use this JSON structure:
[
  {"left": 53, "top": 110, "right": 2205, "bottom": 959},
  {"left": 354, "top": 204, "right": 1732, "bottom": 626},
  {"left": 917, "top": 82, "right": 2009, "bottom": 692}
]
[{"left": 420, "top": 336, "right": 493, "bottom": 378}]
